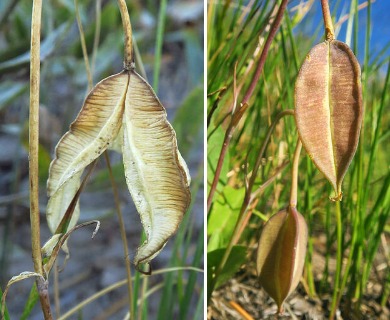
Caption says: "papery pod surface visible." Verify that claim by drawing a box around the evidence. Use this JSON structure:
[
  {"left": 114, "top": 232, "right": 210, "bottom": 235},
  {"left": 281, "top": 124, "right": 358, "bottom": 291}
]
[
  {"left": 46, "top": 68, "right": 191, "bottom": 269},
  {"left": 122, "top": 71, "right": 191, "bottom": 267},
  {"left": 256, "top": 206, "right": 308, "bottom": 313},
  {"left": 295, "top": 40, "right": 363, "bottom": 200},
  {"left": 47, "top": 72, "right": 127, "bottom": 233}
]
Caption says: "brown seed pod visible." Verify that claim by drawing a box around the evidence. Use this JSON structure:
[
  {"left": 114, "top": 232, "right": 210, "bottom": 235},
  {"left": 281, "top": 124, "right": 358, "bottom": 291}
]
[
  {"left": 295, "top": 40, "right": 363, "bottom": 201},
  {"left": 256, "top": 206, "right": 308, "bottom": 313}
]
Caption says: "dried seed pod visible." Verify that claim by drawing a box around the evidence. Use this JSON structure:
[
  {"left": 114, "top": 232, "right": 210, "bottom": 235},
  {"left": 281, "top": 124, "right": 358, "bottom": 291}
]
[
  {"left": 256, "top": 206, "right": 308, "bottom": 314},
  {"left": 295, "top": 40, "right": 363, "bottom": 201},
  {"left": 46, "top": 69, "right": 191, "bottom": 270},
  {"left": 122, "top": 71, "right": 191, "bottom": 267}
]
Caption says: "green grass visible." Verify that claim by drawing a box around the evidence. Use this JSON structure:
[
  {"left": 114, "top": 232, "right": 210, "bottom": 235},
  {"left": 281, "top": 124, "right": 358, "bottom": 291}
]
[{"left": 207, "top": 0, "right": 389, "bottom": 317}]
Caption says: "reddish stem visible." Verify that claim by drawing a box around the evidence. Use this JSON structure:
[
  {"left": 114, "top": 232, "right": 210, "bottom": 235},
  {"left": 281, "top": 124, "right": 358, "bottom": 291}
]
[{"left": 207, "top": 0, "right": 289, "bottom": 213}]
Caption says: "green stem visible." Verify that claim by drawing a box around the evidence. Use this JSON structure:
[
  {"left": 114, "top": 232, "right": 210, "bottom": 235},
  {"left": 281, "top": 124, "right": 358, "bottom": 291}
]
[
  {"left": 153, "top": 0, "right": 167, "bottom": 91},
  {"left": 104, "top": 152, "right": 134, "bottom": 320},
  {"left": 289, "top": 139, "right": 302, "bottom": 208},
  {"left": 90, "top": 0, "right": 102, "bottom": 78},
  {"left": 320, "top": 0, "right": 335, "bottom": 41},
  {"left": 330, "top": 201, "right": 343, "bottom": 320},
  {"left": 74, "top": 0, "right": 92, "bottom": 88}
]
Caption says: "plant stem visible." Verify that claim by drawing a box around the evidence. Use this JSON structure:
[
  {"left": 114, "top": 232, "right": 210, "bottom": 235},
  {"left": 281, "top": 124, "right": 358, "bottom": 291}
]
[
  {"left": 289, "top": 139, "right": 302, "bottom": 208},
  {"left": 330, "top": 200, "right": 343, "bottom": 320},
  {"left": 207, "top": 0, "right": 289, "bottom": 212},
  {"left": 207, "top": 121, "right": 234, "bottom": 212},
  {"left": 241, "top": 0, "right": 289, "bottom": 105},
  {"left": 320, "top": 0, "right": 335, "bottom": 41},
  {"left": 74, "top": 0, "right": 92, "bottom": 88},
  {"left": 117, "top": 0, "right": 134, "bottom": 70},
  {"left": 104, "top": 152, "right": 134, "bottom": 320},
  {"left": 208, "top": 109, "right": 294, "bottom": 303},
  {"left": 90, "top": 0, "right": 102, "bottom": 77},
  {"left": 153, "top": 0, "right": 167, "bottom": 91},
  {"left": 30, "top": 0, "right": 52, "bottom": 318}
]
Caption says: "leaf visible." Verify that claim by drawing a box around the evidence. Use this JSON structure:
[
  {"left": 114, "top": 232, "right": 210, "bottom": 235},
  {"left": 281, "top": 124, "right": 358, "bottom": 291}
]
[
  {"left": 0, "top": 22, "right": 70, "bottom": 74},
  {"left": 0, "top": 81, "right": 28, "bottom": 111},
  {"left": 295, "top": 40, "right": 363, "bottom": 200},
  {"left": 207, "top": 246, "right": 247, "bottom": 289},
  {"left": 207, "top": 185, "right": 245, "bottom": 252},
  {"left": 256, "top": 206, "right": 308, "bottom": 314},
  {"left": 207, "top": 125, "right": 230, "bottom": 194},
  {"left": 122, "top": 71, "right": 191, "bottom": 268},
  {"left": 1, "top": 272, "right": 45, "bottom": 319},
  {"left": 173, "top": 85, "right": 204, "bottom": 157}
]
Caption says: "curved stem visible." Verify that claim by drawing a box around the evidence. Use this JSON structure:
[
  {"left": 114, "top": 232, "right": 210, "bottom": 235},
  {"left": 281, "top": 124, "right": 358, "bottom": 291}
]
[
  {"left": 321, "top": 0, "right": 335, "bottom": 41},
  {"left": 74, "top": 0, "right": 92, "bottom": 88},
  {"left": 117, "top": 0, "right": 134, "bottom": 69},
  {"left": 289, "top": 139, "right": 302, "bottom": 208},
  {"left": 241, "top": 0, "right": 289, "bottom": 105}
]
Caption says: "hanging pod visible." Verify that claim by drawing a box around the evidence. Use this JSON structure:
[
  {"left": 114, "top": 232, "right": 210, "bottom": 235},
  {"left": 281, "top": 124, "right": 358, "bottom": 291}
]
[
  {"left": 46, "top": 69, "right": 191, "bottom": 272},
  {"left": 256, "top": 206, "right": 308, "bottom": 314},
  {"left": 295, "top": 40, "right": 363, "bottom": 201}
]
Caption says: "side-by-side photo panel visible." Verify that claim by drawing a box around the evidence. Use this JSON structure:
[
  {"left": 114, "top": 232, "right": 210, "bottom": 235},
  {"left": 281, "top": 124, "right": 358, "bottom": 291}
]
[
  {"left": 207, "top": 0, "right": 389, "bottom": 319},
  {"left": 0, "top": 0, "right": 204, "bottom": 319}
]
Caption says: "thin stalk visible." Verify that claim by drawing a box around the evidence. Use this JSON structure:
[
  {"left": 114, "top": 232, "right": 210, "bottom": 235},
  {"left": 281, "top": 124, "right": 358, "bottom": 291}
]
[
  {"left": 74, "top": 0, "right": 92, "bottom": 88},
  {"left": 208, "top": 109, "right": 294, "bottom": 303},
  {"left": 241, "top": 0, "right": 288, "bottom": 105},
  {"left": 330, "top": 201, "right": 343, "bottom": 320},
  {"left": 207, "top": 121, "right": 234, "bottom": 212},
  {"left": 30, "top": 0, "right": 52, "bottom": 318},
  {"left": 53, "top": 262, "right": 60, "bottom": 318},
  {"left": 104, "top": 152, "right": 134, "bottom": 320},
  {"left": 90, "top": 0, "right": 102, "bottom": 77},
  {"left": 207, "top": 0, "right": 289, "bottom": 212},
  {"left": 138, "top": 276, "right": 148, "bottom": 320},
  {"left": 57, "top": 267, "right": 201, "bottom": 320},
  {"left": 353, "top": 0, "right": 371, "bottom": 303},
  {"left": 289, "top": 139, "right": 302, "bottom": 208},
  {"left": 153, "top": 0, "right": 167, "bottom": 91},
  {"left": 117, "top": 0, "right": 134, "bottom": 69},
  {"left": 320, "top": 0, "right": 335, "bottom": 41}
]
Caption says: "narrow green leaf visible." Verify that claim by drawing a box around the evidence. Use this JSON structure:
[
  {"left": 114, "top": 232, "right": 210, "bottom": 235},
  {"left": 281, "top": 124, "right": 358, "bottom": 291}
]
[{"left": 207, "top": 246, "right": 247, "bottom": 289}]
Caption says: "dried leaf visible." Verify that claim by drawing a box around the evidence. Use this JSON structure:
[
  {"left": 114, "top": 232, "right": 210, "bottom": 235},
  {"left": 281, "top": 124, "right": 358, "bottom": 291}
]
[
  {"left": 122, "top": 71, "right": 191, "bottom": 267},
  {"left": 295, "top": 40, "right": 363, "bottom": 200},
  {"left": 256, "top": 206, "right": 308, "bottom": 313}
]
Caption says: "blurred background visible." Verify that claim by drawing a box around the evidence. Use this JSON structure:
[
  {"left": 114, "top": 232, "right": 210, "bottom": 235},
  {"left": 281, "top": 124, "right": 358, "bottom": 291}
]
[{"left": 0, "top": 0, "right": 204, "bottom": 319}]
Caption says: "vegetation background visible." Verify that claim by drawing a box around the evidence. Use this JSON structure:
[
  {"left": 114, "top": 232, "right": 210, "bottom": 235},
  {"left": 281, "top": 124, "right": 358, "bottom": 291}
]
[
  {"left": 207, "top": 0, "right": 389, "bottom": 318},
  {"left": 0, "top": 0, "right": 204, "bottom": 319}
]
